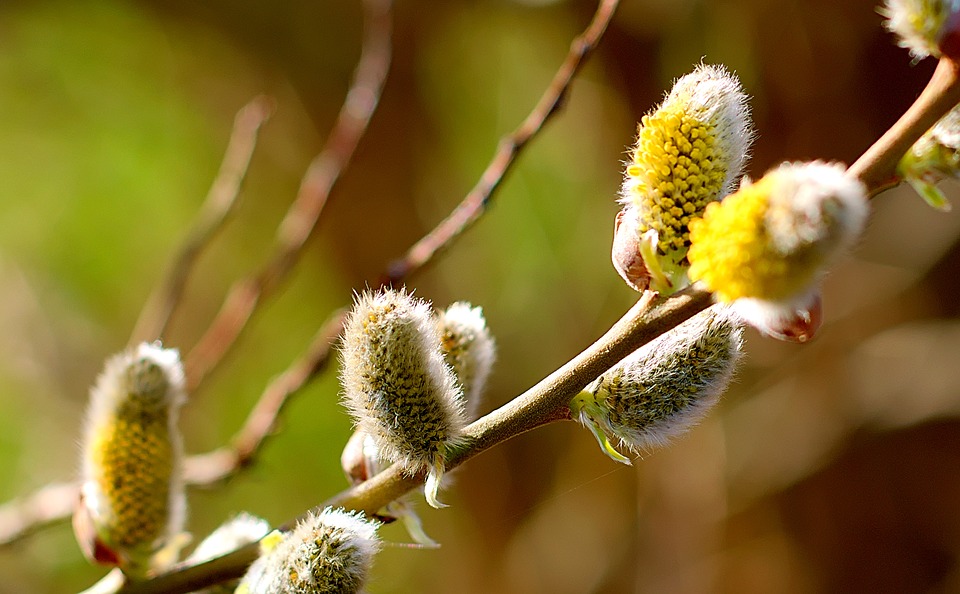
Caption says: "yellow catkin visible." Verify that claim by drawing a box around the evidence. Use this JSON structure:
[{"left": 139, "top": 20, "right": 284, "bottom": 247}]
[
  {"left": 620, "top": 64, "right": 753, "bottom": 264},
  {"left": 89, "top": 412, "right": 174, "bottom": 550},
  {"left": 78, "top": 342, "right": 185, "bottom": 574},
  {"left": 687, "top": 162, "right": 868, "bottom": 304}
]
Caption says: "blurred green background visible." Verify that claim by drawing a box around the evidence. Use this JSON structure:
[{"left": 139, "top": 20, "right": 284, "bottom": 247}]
[{"left": 2, "top": 0, "right": 960, "bottom": 592}]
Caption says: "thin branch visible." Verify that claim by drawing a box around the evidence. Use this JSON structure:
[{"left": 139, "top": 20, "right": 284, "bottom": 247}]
[
  {"left": 849, "top": 56, "right": 960, "bottom": 195},
  {"left": 383, "top": 0, "right": 620, "bottom": 284},
  {"left": 0, "top": 313, "right": 345, "bottom": 547},
  {"left": 129, "top": 96, "right": 275, "bottom": 346},
  {"left": 3, "top": 0, "right": 614, "bottom": 547},
  {"left": 183, "top": 0, "right": 393, "bottom": 393},
  {"left": 182, "top": 310, "right": 346, "bottom": 485},
  {"left": 0, "top": 482, "right": 79, "bottom": 546}
]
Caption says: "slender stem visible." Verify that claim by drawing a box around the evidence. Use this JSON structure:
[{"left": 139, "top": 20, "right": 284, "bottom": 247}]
[
  {"left": 183, "top": 0, "right": 393, "bottom": 393},
  {"left": 129, "top": 96, "right": 274, "bottom": 346},
  {"left": 849, "top": 57, "right": 960, "bottom": 194},
  {"left": 182, "top": 311, "right": 346, "bottom": 484},
  {"left": 0, "top": 482, "right": 80, "bottom": 546},
  {"left": 383, "top": 0, "right": 620, "bottom": 283}
]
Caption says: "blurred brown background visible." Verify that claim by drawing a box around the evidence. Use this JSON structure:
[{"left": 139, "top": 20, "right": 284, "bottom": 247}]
[{"left": 1, "top": 0, "right": 960, "bottom": 592}]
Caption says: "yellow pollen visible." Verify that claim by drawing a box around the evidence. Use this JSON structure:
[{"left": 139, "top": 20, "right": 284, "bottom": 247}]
[
  {"left": 625, "top": 104, "right": 728, "bottom": 256},
  {"left": 687, "top": 175, "right": 824, "bottom": 302},
  {"left": 90, "top": 408, "right": 173, "bottom": 551}
]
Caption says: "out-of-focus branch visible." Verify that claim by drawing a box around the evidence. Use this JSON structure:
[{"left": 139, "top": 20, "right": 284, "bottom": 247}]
[
  {"left": 849, "top": 56, "right": 960, "bottom": 195},
  {"left": 0, "top": 313, "right": 345, "bottom": 548},
  {"left": 183, "top": 0, "right": 393, "bottom": 393},
  {"left": 383, "top": 0, "right": 621, "bottom": 283},
  {"left": 0, "top": 482, "right": 79, "bottom": 546},
  {"left": 129, "top": 96, "right": 275, "bottom": 346},
  {"left": 182, "top": 310, "right": 346, "bottom": 485}
]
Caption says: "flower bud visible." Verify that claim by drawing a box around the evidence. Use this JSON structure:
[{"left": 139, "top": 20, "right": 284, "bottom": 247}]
[
  {"left": 687, "top": 162, "right": 868, "bottom": 340},
  {"left": 619, "top": 63, "right": 754, "bottom": 293},
  {"left": 611, "top": 208, "right": 651, "bottom": 292},
  {"left": 881, "top": 0, "right": 960, "bottom": 60},
  {"left": 236, "top": 508, "right": 380, "bottom": 594},
  {"left": 340, "top": 289, "right": 465, "bottom": 508},
  {"left": 75, "top": 342, "right": 186, "bottom": 577},
  {"left": 898, "top": 102, "right": 960, "bottom": 211},
  {"left": 436, "top": 302, "right": 496, "bottom": 421},
  {"left": 571, "top": 306, "right": 743, "bottom": 462}
]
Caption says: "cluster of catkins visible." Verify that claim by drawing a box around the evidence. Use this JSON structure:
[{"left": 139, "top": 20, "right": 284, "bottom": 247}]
[
  {"left": 613, "top": 63, "right": 870, "bottom": 343},
  {"left": 339, "top": 290, "right": 496, "bottom": 511}
]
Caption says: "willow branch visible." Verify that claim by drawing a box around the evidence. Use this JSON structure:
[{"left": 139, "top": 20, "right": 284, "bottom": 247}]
[
  {"left": 383, "top": 0, "right": 620, "bottom": 283},
  {"left": 4, "top": 0, "right": 615, "bottom": 549},
  {"left": 849, "top": 56, "right": 960, "bottom": 195},
  {"left": 0, "top": 482, "right": 79, "bottom": 546},
  {"left": 129, "top": 96, "right": 275, "bottom": 346},
  {"left": 183, "top": 0, "right": 393, "bottom": 393}
]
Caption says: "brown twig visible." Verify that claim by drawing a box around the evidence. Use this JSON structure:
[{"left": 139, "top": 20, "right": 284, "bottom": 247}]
[
  {"left": 183, "top": 0, "right": 393, "bottom": 393},
  {"left": 383, "top": 0, "right": 620, "bottom": 284},
  {"left": 129, "top": 96, "right": 275, "bottom": 346},
  {"left": 849, "top": 57, "right": 960, "bottom": 195},
  {"left": 3, "top": 0, "right": 614, "bottom": 549}
]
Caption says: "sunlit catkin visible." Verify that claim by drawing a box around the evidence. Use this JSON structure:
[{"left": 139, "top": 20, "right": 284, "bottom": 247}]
[
  {"left": 571, "top": 306, "right": 742, "bottom": 462},
  {"left": 340, "top": 289, "right": 465, "bottom": 508},
  {"left": 75, "top": 342, "right": 186, "bottom": 576},
  {"left": 618, "top": 63, "right": 753, "bottom": 293},
  {"left": 436, "top": 302, "right": 496, "bottom": 421},
  {"left": 687, "top": 162, "right": 868, "bottom": 339},
  {"left": 236, "top": 508, "right": 380, "bottom": 594}
]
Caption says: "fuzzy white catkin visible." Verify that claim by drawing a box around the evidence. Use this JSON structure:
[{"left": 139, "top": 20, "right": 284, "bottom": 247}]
[
  {"left": 340, "top": 289, "right": 465, "bottom": 508},
  {"left": 77, "top": 342, "right": 186, "bottom": 575},
  {"left": 236, "top": 508, "right": 380, "bottom": 594},
  {"left": 574, "top": 306, "right": 743, "bottom": 458},
  {"left": 687, "top": 161, "right": 868, "bottom": 340},
  {"left": 436, "top": 302, "right": 496, "bottom": 421}
]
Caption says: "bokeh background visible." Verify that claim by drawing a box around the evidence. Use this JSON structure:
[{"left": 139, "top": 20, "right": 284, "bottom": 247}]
[{"left": 1, "top": 0, "right": 960, "bottom": 592}]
